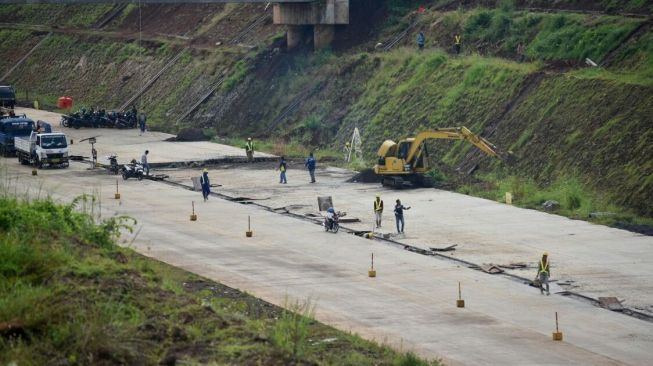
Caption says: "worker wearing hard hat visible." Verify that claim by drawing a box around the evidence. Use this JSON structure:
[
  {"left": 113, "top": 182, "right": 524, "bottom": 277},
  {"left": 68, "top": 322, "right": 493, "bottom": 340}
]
[
  {"left": 538, "top": 252, "right": 551, "bottom": 295},
  {"left": 245, "top": 137, "right": 254, "bottom": 163},
  {"left": 373, "top": 194, "right": 384, "bottom": 228}
]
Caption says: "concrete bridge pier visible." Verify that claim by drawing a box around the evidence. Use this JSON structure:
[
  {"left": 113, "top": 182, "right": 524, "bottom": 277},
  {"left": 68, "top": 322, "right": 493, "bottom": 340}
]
[{"left": 274, "top": 0, "right": 349, "bottom": 49}]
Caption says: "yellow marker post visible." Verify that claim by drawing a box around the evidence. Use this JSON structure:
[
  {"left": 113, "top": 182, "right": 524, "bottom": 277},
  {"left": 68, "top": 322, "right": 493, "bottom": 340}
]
[
  {"left": 505, "top": 192, "right": 513, "bottom": 205},
  {"left": 368, "top": 253, "right": 376, "bottom": 278},
  {"left": 190, "top": 201, "right": 197, "bottom": 221},
  {"left": 246, "top": 215, "right": 253, "bottom": 237},
  {"left": 552, "top": 312, "right": 563, "bottom": 341},
  {"left": 114, "top": 179, "right": 121, "bottom": 199},
  {"left": 457, "top": 282, "right": 465, "bottom": 308}
]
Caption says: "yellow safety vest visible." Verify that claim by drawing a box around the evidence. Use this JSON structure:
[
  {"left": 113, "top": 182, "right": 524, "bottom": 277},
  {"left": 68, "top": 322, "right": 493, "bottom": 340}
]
[
  {"left": 539, "top": 259, "right": 549, "bottom": 274},
  {"left": 455, "top": 35, "right": 461, "bottom": 45},
  {"left": 246, "top": 141, "right": 254, "bottom": 151},
  {"left": 374, "top": 199, "right": 383, "bottom": 211}
]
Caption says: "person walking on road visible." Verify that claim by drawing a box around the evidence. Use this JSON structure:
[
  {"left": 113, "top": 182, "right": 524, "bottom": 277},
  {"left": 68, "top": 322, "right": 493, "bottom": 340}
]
[
  {"left": 374, "top": 194, "right": 384, "bottom": 228},
  {"left": 417, "top": 31, "right": 425, "bottom": 50},
  {"left": 394, "top": 199, "right": 411, "bottom": 234},
  {"left": 537, "top": 252, "right": 551, "bottom": 295},
  {"left": 305, "top": 152, "right": 316, "bottom": 183},
  {"left": 245, "top": 137, "right": 254, "bottom": 163},
  {"left": 279, "top": 156, "right": 288, "bottom": 184},
  {"left": 200, "top": 168, "right": 211, "bottom": 201},
  {"left": 454, "top": 34, "right": 462, "bottom": 55},
  {"left": 138, "top": 112, "right": 147, "bottom": 136},
  {"left": 141, "top": 150, "right": 150, "bottom": 176}
]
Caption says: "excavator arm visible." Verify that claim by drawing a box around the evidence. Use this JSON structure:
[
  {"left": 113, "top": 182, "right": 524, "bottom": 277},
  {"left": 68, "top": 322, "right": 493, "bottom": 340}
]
[{"left": 405, "top": 127, "right": 499, "bottom": 164}]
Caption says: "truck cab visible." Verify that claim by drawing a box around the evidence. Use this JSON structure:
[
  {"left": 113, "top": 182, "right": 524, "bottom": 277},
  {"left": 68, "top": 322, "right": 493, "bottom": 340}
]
[
  {"left": 0, "top": 86, "right": 16, "bottom": 109},
  {"left": 0, "top": 114, "right": 35, "bottom": 156},
  {"left": 15, "top": 131, "right": 69, "bottom": 168}
]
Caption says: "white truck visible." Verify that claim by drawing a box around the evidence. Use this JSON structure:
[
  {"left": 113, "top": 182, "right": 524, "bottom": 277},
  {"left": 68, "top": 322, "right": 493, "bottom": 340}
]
[{"left": 15, "top": 131, "right": 69, "bottom": 168}]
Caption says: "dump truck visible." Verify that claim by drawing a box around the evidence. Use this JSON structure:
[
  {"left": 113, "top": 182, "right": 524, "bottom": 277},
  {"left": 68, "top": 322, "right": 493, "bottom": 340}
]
[
  {"left": 374, "top": 127, "right": 501, "bottom": 188},
  {"left": 0, "top": 113, "right": 34, "bottom": 156},
  {"left": 15, "top": 131, "right": 69, "bottom": 168}
]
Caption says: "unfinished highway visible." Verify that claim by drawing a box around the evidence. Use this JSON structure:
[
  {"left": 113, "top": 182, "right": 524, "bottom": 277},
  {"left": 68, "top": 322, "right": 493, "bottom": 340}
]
[{"left": 2, "top": 108, "right": 652, "bottom": 365}]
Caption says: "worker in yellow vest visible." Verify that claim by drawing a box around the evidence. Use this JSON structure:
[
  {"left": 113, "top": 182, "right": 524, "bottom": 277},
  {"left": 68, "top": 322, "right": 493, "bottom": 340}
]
[
  {"left": 454, "top": 34, "right": 462, "bottom": 55},
  {"left": 244, "top": 137, "right": 254, "bottom": 163},
  {"left": 374, "top": 194, "right": 384, "bottom": 228},
  {"left": 538, "top": 252, "right": 550, "bottom": 295}
]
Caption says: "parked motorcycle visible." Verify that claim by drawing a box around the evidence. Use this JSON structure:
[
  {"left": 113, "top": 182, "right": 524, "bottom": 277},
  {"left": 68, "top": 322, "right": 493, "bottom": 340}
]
[
  {"left": 121, "top": 159, "right": 144, "bottom": 180},
  {"left": 107, "top": 154, "right": 119, "bottom": 175}
]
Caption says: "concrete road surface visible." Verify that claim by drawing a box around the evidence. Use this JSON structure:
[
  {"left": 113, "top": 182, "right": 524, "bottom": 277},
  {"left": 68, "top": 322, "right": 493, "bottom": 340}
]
[
  {"left": 163, "top": 164, "right": 653, "bottom": 316},
  {"left": 15, "top": 107, "right": 274, "bottom": 164},
  {"left": 2, "top": 159, "right": 652, "bottom": 366}
]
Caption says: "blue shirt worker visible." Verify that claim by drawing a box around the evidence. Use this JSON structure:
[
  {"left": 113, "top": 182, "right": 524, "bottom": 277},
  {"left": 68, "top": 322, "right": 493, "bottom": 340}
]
[
  {"left": 138, "top": 112, "right": 147, "bottom": 136},
  {"left": 417, "top": 31, "right": 425, "bottom": 50},
  {"left": 200, "top": 168, "right": 211, "bottom": 201},
  {"left": 305, "top": 152, "right": 316, "bottom": 183},
  {"left": 279, "top": 156, "right": 288, "bottom": 184},
  {"left": 394, "top": 199, "right": 411, "bottom": 234}
]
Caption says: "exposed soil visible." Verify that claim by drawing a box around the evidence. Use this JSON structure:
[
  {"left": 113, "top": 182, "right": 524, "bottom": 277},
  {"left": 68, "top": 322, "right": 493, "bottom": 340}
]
[{"left": 113, "top": 4, "right": 225, "bottom": 37}]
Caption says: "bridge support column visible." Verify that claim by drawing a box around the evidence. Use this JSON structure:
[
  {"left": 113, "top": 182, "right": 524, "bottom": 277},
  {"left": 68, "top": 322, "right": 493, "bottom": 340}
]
[
  {"left": 287, "top": 25, "right": 305, "bottom": 49},
  {"left": 314, "top": 25, "right": 334, "bottom": 49}
]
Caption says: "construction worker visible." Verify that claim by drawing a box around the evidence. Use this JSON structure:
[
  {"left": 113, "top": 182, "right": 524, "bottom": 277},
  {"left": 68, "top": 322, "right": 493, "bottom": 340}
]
[
  {"left": 305, "top": 152, "right": 316, "bottom": 183},
  {"left": 394, "top": 199, "right": 411, "bottom": 234},
  {"left": 374, "top": 194, "right": 384, "bottom": 228},
  {"left": 141, "top": 150, "right": 150, "bottom": 176},
  {"left": 138, "top": 112, "right": 147, "bottom": 136},
  {"left": 200, "top": 168, "right": 211, "bottom": 201},
  {"left": 245, "top": 137, "right": 254, "bottom": 163},
  {"left": 538, "top": 252, "right": 551, "bottom": 295},
  {"left": 344, "top": 141, "right": 351, "bottom": 161},
  {"left": 279, "top": 156, "right": 288, "bottom": 184},
  {"left": 417, "top": 31, "right": 425, "bottom": 50},
  {"left": 91, "top": 146, "right": 97, "bottom": 167},
  {"left": 454, "top": 34, "right": 462, "bottom": 55}
]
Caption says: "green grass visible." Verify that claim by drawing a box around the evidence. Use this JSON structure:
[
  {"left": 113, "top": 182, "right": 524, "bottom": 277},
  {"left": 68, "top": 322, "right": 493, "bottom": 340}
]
[
  {"left": 457, "top": 173, "right": 653, "bottom": 226},
  {"left": 0, "top": 195, "right": 442, "bottom": 365}
]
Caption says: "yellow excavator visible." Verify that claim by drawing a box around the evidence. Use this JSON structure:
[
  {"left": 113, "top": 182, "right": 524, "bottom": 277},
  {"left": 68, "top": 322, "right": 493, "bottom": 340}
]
[{"left": 374, "top": 127, "right": 501, "bottom": 188}]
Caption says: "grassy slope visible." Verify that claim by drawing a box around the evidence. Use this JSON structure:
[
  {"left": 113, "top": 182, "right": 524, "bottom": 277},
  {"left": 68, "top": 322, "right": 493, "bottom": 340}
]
[
  {"left": 0, "top": 3, "right": 651, "bottom": 220},
  {"left": 0, "top": 196, "right": 440, "bottom": 366}
]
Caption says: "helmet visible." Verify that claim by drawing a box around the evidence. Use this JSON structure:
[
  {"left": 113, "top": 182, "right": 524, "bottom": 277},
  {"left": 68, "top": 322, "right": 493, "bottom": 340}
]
[
  {"left": 327, "top": 207, "right": 335, "bottom": 213},
  {"left": 543, "top": 252, "right": 549, "bottom": 256},
  {"left": 203, "top": 168, "right": 208, "bottom": 173},
  {"left": 247, "top": 137, "right": 252, "bottom": 141},
  {"left": 376, "top": 194, "right": 380, "bottom": 198}
]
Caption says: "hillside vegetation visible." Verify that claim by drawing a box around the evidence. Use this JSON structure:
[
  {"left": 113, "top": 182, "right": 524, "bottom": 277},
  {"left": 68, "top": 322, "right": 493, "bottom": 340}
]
[
  {"left": 0, "top": 195, "right": 439, "bottom": 365},
  {"left": 0, "top": 1, "right": 651, "bottom": 223}
]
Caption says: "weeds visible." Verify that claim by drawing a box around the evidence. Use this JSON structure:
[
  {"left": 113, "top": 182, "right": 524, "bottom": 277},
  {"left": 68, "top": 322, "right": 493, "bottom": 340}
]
[{"left": 271, "top": 297, "right": 316, "bottom": 360}]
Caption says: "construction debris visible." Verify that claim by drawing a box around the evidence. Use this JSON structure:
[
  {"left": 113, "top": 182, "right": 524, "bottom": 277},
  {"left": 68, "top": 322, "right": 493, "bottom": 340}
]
[
  {"left": 599, "top": 297, "right": 624, "bottom": 311},
  {"left": 498, "top": 262, "right": 528, "bottom": 269},
  {"left": 480, "top": 264, "right": 504, "bottom": 274},
  {"left": 430, "top": 244, "right": 457, "bottom": 252}
]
